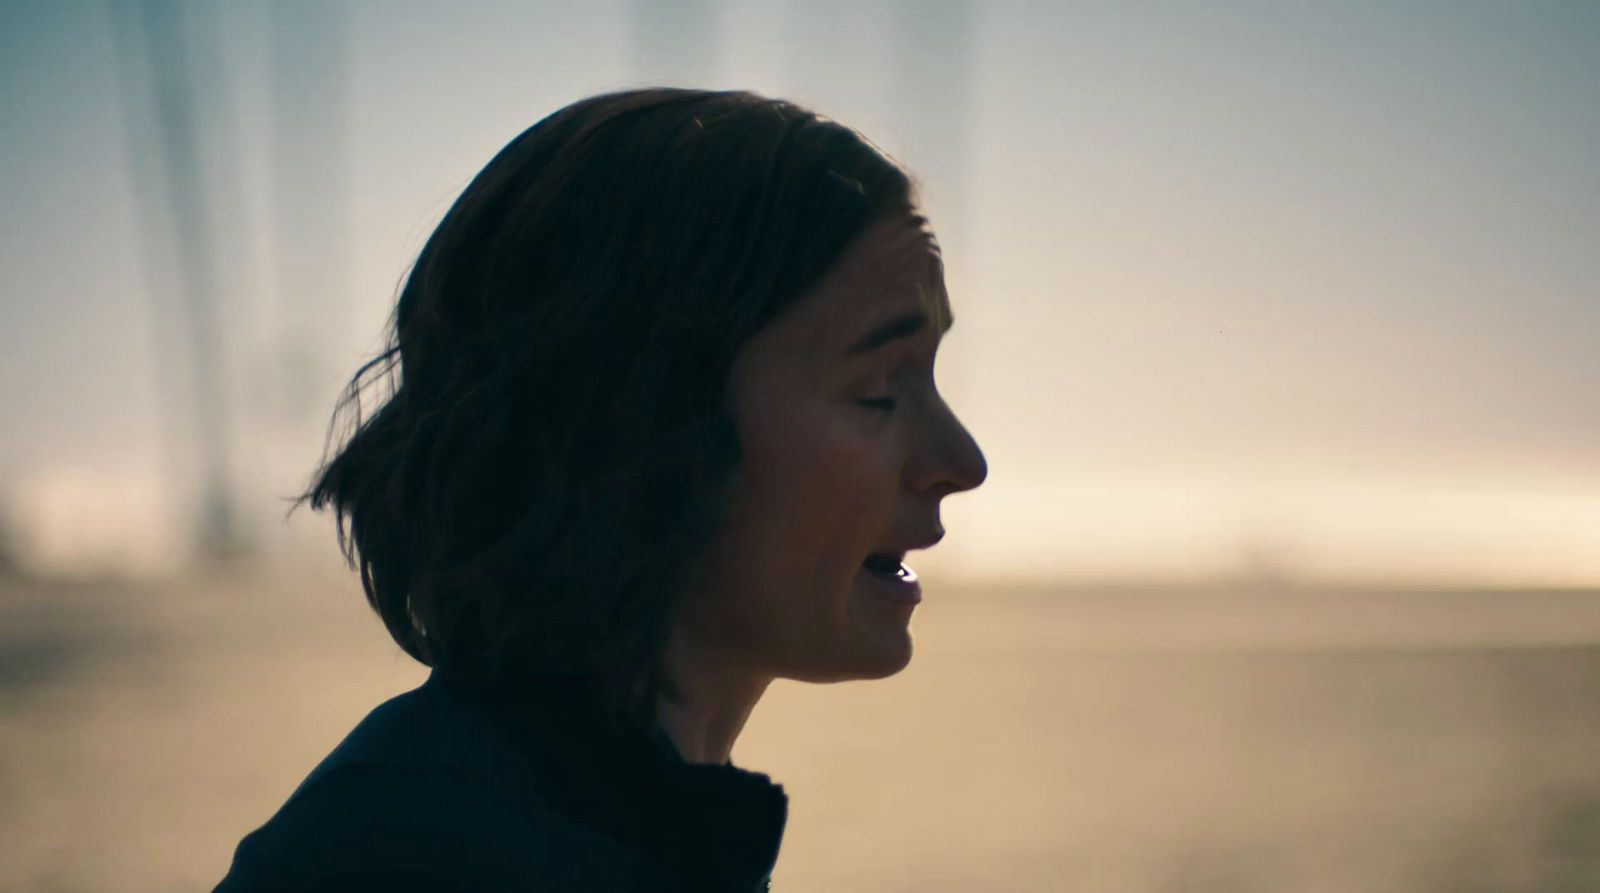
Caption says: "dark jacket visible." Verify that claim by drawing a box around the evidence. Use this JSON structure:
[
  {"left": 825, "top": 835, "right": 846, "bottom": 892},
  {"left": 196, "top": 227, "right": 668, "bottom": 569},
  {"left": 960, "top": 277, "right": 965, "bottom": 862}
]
[{"left": 212, "top": 669, "right": 788, "bottom": 893}]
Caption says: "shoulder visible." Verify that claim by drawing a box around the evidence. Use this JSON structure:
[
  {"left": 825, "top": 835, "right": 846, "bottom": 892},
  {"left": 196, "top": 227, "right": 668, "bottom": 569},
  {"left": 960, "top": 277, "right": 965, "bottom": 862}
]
[{"left": 213, "top": 763, "right": 655, "bottom": 893}]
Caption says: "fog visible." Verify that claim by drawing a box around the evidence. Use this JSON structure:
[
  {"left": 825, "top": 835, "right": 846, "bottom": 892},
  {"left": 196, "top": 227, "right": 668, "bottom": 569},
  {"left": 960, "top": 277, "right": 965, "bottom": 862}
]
[
  {"left": 4, "top": 569, "right": 1597, "bottom": 890},
  {"left": 2, "top": 2, "right": 1597, "bottom": 890}
]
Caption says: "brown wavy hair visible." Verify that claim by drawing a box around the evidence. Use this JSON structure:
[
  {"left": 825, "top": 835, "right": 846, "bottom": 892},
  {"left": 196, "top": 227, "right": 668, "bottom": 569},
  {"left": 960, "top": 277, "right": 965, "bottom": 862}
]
[{"left": 303, "top": 88, "right": 914, "bottom": 736}]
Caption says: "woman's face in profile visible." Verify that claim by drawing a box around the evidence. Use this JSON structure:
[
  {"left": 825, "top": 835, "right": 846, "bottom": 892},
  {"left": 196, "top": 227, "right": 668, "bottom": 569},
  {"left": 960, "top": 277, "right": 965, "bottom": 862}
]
[{"left": 675, "top": 212, "right": 989, "bottom": 685}]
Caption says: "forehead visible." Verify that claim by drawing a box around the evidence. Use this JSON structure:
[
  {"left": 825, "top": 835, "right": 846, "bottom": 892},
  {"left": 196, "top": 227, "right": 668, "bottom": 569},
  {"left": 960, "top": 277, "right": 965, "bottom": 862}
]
[{"left": 790, "top": 213, "right": 950, "bottom": 351}]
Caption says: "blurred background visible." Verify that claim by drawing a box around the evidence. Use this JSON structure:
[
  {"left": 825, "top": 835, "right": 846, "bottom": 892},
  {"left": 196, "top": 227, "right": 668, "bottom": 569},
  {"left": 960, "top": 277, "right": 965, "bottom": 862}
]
[{"left": 2, "top": 1, "right": 1597, "bottom": 890}]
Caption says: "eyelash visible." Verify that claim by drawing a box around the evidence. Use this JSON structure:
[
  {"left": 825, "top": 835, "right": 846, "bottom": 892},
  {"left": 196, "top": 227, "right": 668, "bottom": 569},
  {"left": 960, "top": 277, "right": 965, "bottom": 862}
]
[{"left": 858, "top": 396, "right": 898, "bottom": 413}]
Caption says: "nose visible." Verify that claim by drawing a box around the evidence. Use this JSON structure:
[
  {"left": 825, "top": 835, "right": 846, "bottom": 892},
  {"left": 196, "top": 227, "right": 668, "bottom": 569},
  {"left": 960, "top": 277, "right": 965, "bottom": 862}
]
[{"left": 913, "top": 397, "right": 988, "bottom": 497}]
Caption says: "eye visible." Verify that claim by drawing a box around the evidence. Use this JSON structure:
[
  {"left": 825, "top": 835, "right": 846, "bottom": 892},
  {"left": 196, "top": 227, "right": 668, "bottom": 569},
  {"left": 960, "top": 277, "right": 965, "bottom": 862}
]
[{"left": 857, "top": 396, "right": 898, "bottom": 413}]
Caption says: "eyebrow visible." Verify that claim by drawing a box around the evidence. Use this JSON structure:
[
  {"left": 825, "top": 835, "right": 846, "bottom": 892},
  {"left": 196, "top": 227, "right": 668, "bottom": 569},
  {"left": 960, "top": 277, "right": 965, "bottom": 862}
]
[{"left": 844, "top": 308, "right": 955, "bottom": 358}]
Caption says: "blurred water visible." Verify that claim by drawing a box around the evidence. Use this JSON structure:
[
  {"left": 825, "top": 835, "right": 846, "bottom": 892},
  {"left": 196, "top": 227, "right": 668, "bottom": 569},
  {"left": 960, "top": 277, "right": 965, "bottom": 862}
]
[{"left": 1, "top": 572, "right": 1597, "bottom": 892}]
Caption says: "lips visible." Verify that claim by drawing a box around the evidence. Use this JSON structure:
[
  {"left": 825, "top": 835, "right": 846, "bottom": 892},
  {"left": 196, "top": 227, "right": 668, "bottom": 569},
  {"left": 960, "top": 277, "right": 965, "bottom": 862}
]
[
  {"left": 862, "top": 528, "right": 942, "bottom": 573},
  {"left": 857, "top": 554, "right": 922, "bottom": 604},
  {"left": 874, "top": 530, "right": 944, "bottom": 556}
]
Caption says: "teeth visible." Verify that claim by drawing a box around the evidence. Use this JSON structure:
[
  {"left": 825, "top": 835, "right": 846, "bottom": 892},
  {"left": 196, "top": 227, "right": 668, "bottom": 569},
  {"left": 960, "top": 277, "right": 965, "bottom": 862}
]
[{"left": 862, "top": 553, "right": 919, "bottom": 583}]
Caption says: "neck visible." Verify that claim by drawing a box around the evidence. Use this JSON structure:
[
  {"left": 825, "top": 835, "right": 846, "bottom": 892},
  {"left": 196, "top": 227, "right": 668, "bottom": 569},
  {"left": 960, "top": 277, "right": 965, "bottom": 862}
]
[{"left": 654, "top": 625, "right": 773, "bottom": 765}]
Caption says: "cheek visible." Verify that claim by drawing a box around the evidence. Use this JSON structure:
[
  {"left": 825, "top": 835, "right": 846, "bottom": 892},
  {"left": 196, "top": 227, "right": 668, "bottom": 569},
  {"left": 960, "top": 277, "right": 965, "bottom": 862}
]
[
  {"left": 738, "top": 402, "right": 891, "bottom": 567},
  {"left": 692, "top": 403, "right": 894, "bottom": 637}
]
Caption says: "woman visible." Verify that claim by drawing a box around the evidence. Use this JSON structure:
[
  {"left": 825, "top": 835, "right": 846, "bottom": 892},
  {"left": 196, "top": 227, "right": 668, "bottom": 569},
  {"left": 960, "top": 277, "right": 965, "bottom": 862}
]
[{"left": 214, "top": 87, "right": 987, "bottom": 893}]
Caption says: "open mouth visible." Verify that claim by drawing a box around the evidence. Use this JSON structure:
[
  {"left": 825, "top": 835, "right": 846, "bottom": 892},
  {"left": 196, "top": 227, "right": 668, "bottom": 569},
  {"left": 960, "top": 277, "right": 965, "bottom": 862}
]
[
  {"left": 859, "top": 550, "right": 922, "bottom": 603},
  {"left": 862, "top": 552, "right": 912, "bottom": 579}
]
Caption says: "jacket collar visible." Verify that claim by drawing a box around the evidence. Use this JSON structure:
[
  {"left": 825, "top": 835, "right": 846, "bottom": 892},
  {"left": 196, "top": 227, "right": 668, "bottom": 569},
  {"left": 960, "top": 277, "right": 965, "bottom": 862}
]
[{"left": 426, "top": 670, "right": 787, "bottom": 893}]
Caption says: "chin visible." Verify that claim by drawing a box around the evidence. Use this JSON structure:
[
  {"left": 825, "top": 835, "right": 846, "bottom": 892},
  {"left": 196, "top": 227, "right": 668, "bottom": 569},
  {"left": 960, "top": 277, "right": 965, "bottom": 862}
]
[
  {"left": 857, "top": 635, "right": 914, "bottom": 679},
  {"left": 790, "top": 635, "right": 915, "bottom": 684},
  {"left": 851, "top": 654, "right": 912, "bottom": 681}
]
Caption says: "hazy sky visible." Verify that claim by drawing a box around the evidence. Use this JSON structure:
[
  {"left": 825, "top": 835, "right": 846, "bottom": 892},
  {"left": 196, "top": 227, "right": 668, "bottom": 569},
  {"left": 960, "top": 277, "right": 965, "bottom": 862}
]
[{"left": 2, "top": 1, "right": 1597, "bottom": 584}]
